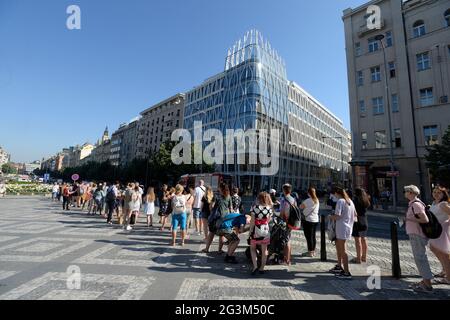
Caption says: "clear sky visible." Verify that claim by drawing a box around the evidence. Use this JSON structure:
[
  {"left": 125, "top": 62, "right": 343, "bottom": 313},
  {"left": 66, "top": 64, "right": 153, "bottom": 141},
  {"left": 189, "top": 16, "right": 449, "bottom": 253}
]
[{"left": 0, "top": 0, "right": 366, "bottom": 163}]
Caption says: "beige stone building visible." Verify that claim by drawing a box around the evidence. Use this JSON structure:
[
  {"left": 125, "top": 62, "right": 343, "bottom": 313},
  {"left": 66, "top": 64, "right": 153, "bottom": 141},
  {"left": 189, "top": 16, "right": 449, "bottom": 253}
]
[
  {"left": 343, "top": 0, "right": 450, "bottom": 202},
  {"left": 90, "top": 127, "right": 111, "bottom": 164},
  {"left": 136, "top": 94, "right": 185, "bottom": 159}
]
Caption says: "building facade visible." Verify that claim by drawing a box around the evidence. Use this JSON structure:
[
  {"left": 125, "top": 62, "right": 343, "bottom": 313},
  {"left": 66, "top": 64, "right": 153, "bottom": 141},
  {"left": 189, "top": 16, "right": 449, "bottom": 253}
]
[
  {"left": 110, "top": 119, "right": 139, "bottom": 167},
  {"left": 136, "top": 94, "right": 185, "bottom": 159},
  {"left": 0, "top": 147, "right": 10, "bottom": 166},
  {"left": 343, "top": 0, "right": 450, "bottom": 201},
  {"left": 90, "top": 127, "right": 112, "bottom": 164},
  {"left": 184, "top": 30, "right": 351, "bottom": 192}
]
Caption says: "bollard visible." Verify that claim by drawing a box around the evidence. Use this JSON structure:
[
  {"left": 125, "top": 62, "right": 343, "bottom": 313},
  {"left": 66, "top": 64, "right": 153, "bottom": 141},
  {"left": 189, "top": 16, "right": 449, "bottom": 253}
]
[
  {"left": 320, "top": 214, "right": 327, "bottom": 261},
  {"left": 390, "top": 221, "right": 401, "bottom": 279}
]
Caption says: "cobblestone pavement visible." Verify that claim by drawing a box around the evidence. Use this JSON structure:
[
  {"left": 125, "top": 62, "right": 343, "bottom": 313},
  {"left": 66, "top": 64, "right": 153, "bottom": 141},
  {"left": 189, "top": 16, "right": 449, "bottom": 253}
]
[{"left": 0, "top": 196, "right": 448, "bottom": 300}]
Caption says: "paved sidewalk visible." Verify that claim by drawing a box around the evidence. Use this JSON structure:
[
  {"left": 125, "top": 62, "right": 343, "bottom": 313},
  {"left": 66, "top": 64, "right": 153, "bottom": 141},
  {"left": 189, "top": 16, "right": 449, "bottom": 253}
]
[{"left": 0, "top": 196, "right": 448, "bottom": 300}]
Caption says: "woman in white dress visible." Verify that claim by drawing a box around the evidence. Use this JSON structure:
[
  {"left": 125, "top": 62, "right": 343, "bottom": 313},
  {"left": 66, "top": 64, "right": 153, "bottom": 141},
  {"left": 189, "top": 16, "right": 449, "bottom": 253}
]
[
  {"left": 429, "top": 187, "right": 450, "bottom": 284},
  {"left": 129, "top": 185, "right": 142, "bottom": 228},
  {"left": 328, "top": 187, "right": 357, "bottom": 280},
  {"left": 144, "top": 187, "right": 156, "bottom": 228}
]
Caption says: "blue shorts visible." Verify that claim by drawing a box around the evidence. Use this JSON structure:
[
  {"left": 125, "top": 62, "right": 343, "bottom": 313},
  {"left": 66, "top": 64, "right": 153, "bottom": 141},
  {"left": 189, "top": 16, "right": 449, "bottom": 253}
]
[
  {"left": 171, "top": 213, "right": 187, "bottom": 231},
  {"left": 193, "top": 208, "right": 202, "bottom": 219}
]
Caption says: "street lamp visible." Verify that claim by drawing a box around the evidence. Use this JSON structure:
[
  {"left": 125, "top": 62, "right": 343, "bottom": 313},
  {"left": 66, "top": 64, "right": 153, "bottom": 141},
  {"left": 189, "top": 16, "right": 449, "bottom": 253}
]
[
  {"left": 375, "top": 34, "right": 397, "bottom": 212},
  {"left": 322, "top": 136, "right": 345, "bottom": 188}
]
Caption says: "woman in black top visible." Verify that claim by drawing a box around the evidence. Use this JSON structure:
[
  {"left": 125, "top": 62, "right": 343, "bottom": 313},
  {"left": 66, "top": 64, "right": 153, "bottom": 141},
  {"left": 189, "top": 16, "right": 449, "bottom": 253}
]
[{"left": 351, "top": 188, "right": 371, "bottom": 264}]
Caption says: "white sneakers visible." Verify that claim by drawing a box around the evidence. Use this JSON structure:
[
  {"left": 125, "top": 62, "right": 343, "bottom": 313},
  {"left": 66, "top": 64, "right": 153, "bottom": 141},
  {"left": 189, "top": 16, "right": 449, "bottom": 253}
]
[{"left": 124, "top": 225, "right": 132, "bottom": 231}]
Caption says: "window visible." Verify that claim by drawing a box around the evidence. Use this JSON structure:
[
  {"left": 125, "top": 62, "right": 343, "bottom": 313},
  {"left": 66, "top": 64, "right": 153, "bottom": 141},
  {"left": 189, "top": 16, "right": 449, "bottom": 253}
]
[
  {"left": 359, "top": 100, "right": 366, "bottom": 114},
  {"left": 386, "top": 31, "right": 393, "bottom": 47},
  {"left": 392, "top": 94, "right": 399, "bottom": 113},
  {"left": 177, "top": 109, "right": 181, "bottom": 116},
  {"left": 361, "top": 132, "right": 368, "bottom": 150},
  {"left": 371, "top": 66, "right": 381, "bottom": 82},
  {"left": 355, "top": 42, "right": 362, "bottom": 56},
  {"left": 394, "top": 129, "right": 402, "bottom": 148},
  {"left": 424, "top": 126, "right": 439, "bottom": 145},
  {"left": 389, "top": 61, "right": 396, "bottom": 78},
  {"left": 373, "top": 97, "right": 384, "bottom": 115},
  {"left": 375, "top": 131, "right": 387, "bottom": 149},
  {"left": 357, "top": 71, "right": 364, "bottom": 86},
  {"left": 368, "top": 38, "right": 379, "bottom": 53},
  {"left": 417, "top": 52, "right": 430, "bottom": 71},
  {"left": 445, "top": 9, "right": 450, "bottom": 27},
  {"left": 420, "top": 88, "right": 434, "bottom": 106},
  {"left": 413, "top": 20, "right": 426, "bottom": 38}
]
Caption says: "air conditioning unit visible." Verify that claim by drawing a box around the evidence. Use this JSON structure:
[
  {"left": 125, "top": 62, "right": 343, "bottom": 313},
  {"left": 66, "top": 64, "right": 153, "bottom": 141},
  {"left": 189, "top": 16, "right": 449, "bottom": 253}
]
[{"left": 440, "top": 96, "right": 448, "bottom": 104}]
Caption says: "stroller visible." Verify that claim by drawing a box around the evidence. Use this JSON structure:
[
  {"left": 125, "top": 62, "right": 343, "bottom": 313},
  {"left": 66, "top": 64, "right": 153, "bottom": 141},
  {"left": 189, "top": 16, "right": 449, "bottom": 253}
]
[{"left": 245, "top": 212, "right": 289, "bottom": 265}]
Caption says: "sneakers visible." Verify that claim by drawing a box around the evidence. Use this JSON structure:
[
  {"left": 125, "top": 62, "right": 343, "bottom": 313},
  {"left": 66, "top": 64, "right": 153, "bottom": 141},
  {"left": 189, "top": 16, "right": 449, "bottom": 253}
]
[
  {"left": 329, "top": 265, "right": 344, "bottom": 274},
  {"left": 410, "top": 282, "right": 433, "bottom": 293},
  {"left": 335, "top": 271, "right": 352, "bottom": 280},
  {"left": 224, "top": 255, "right": 238, "bottom": 264},
  {"left": 125, "top": 225, "right": 132, "bottom": 231}
]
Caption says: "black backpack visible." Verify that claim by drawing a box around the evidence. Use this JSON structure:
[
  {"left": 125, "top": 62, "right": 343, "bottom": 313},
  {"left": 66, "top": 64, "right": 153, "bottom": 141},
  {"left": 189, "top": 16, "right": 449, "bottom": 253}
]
[
  {"left": 411, "top": 200, "right": 443, "bottom": 240},
  {"left": 286, "top": 197, "right": 302, "bottom": 231},
  {"left": 106, "top": 187, "right": 117, "bottom": 202}
]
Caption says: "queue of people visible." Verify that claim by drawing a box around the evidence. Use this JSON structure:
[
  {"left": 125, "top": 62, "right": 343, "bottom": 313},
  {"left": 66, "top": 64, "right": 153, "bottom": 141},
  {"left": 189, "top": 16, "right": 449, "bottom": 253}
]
[{"left": 49, "top": 179, "right": 450, "bottom": 288}]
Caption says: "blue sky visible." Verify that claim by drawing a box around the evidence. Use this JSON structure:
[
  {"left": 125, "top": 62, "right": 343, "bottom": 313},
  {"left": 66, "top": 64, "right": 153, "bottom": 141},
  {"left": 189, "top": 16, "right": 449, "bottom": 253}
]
[{"left": 0, "top": 0, "right": 366, "bottom": 163}]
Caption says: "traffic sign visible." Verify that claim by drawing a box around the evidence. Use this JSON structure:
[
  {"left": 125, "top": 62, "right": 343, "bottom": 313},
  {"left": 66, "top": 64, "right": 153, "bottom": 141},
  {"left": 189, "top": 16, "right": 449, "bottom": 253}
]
[
  {"left": 386, "top": 171, "right": 400, "bottom": 177},
  {"left": 71, "top": 174, "right": 80, "bottom": 181}
]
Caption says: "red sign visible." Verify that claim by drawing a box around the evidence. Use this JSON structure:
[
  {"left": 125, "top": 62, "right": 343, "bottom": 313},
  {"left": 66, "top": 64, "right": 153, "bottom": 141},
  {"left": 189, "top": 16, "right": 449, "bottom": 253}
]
[
  {"left": 386, "top": 171, "right": 400, "bottom": 177},
  {"left": 71, "top": 174, "right": 80, "bottom": 181}
]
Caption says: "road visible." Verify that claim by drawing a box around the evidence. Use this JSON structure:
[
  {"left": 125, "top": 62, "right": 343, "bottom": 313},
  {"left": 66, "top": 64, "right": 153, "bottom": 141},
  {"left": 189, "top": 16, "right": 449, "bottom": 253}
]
[{"left": 0, "top": 196, "right": 448, "bottom": 300}]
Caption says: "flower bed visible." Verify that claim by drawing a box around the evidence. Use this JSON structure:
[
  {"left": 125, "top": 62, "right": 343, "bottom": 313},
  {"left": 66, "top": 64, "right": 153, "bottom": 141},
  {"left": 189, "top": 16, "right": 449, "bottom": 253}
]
[{"left": 5, "top": 183, "right": 52, "bottom": 195}]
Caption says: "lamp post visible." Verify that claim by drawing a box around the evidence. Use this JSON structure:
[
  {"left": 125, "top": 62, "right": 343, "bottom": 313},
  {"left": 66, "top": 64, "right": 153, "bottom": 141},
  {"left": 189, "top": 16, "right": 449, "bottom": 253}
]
[
  {"left": 375, "top": 34, "right": 397, "bottom": 212},
  {"left": 322, "top": 136, "right": 345, "bottom": 188}
]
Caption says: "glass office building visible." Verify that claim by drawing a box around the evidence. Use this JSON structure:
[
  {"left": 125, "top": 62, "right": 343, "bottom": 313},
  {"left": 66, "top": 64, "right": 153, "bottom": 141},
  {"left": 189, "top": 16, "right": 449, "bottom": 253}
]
[{"left": 184, "top": 30, "right": 351, "bottom": 193}]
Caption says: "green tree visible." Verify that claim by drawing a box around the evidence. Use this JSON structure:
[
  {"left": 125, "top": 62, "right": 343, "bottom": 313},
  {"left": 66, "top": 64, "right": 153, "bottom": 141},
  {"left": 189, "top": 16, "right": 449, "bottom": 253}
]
[
  {"left": 425, "top": 125, "right": 450, "bottom": 188},
  {"left": 1, "top": 163, "right": 17, "bottom": 174}
]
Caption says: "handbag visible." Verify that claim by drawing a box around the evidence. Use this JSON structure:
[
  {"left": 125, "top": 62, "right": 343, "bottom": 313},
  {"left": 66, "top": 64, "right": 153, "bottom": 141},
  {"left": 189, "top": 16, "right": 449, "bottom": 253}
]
[{"left": 327, "top": 218, "right": 336, "bottom": 242}]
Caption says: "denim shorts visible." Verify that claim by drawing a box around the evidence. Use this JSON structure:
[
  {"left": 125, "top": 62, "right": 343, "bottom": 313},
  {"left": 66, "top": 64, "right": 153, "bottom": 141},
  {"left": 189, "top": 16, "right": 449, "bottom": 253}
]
[
  {"left": 171, "top": 213, "right": 187, "bottom": 231},
  {"left": 192, "top": 208, "right": 202, "bottom": 219}
]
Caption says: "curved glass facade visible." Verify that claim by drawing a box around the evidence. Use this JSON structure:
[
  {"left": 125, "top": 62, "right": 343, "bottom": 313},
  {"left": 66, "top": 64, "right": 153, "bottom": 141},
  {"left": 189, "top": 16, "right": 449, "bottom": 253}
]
[{"left": 184, "top": 30, "right": 351, "bottom": 192}]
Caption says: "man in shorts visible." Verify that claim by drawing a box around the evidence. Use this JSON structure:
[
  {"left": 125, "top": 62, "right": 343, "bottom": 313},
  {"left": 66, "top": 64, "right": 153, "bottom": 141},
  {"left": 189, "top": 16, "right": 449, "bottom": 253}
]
[{"left": 193, "top": 180, "right": 206, "bottom": 236}]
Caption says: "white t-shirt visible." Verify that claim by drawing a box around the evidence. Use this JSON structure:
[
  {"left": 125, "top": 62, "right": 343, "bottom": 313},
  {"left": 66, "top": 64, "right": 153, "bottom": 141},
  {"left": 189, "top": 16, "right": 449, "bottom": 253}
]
[
  {"left": 334, "top": 198, "right": 357, "bottom": 240},
  {"left": 52, "top": 185, "right": 59, "bottom": 193},
  {"left": 302, "top": 198, "right": 319, "bottom": 223},
  {"left": 193, "top": 186, "right": 206, "bottom": 209}
]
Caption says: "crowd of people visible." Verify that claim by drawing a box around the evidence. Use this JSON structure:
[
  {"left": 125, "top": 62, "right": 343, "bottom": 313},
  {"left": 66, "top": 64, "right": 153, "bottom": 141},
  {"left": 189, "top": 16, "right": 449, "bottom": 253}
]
[{"left": 49, "top": 180, "right": 450, "bottom": 291}]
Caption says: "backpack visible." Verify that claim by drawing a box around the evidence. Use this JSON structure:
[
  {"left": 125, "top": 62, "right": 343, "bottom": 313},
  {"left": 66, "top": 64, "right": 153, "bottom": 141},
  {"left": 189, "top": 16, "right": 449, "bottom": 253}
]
[
  {"left": 172, "top": 195, "right": 186, "bottom": 214},
  {"left": 94, "top": 190, "right": 102, "bottom": 200},
  {"left": 285, "top": 197, "right": 302, "bottom": 230},
  {"left": 106, "top": 187, "right": 116, "bottom": 202},
  {"left": 411, "top": 200, "right": 443, "bottom": 239}
]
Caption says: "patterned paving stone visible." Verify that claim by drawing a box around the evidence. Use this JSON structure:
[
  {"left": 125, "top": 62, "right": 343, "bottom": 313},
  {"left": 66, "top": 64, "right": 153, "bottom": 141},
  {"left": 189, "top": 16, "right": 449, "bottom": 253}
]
[{"left": 0, "top": 272, "right": 155, "bottom": 300}]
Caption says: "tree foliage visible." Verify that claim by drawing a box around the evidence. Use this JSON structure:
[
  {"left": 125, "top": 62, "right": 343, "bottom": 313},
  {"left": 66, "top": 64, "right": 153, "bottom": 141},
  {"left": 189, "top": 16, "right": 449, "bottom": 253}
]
[
  {"left": 425, "top": 125, "right": 450, "bottom": 188},
  {"left": 1, "top": 163, "right": 17, "bottom": 174},
  {"left": 37, "top": 141, "right": 215, "bottom": 187}
]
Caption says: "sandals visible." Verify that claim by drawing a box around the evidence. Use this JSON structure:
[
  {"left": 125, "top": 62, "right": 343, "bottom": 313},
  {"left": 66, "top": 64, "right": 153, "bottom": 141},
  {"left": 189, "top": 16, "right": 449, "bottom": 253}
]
[
  {"left": 433, "top": 278, "right": 450, "bottom": 285},
  {"left": 217, "top": 250, "right": 225, "bottom": 255},
  {"left": 201, "top": 248, "right": 209, "bottom": 253}
]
